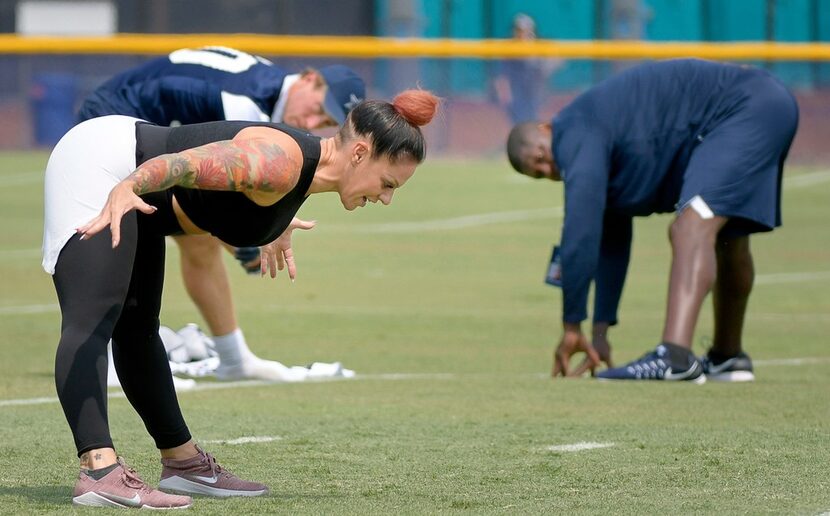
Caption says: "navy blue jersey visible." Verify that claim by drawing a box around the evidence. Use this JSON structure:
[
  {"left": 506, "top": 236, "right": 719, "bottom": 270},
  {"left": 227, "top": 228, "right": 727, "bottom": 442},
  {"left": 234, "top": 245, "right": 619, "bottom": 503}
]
[
  {"left": 77, "top": 47, "right": 288, "bottom": 126},
  {"left": 553, "top": 59, "right": 796, "bottom": 324}
]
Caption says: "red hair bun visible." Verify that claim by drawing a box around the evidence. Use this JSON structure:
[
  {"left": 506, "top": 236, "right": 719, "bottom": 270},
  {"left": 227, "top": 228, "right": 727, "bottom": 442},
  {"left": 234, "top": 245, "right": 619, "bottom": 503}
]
[{"left": 392, "top": 89, "right": 440, "bottom": 127}]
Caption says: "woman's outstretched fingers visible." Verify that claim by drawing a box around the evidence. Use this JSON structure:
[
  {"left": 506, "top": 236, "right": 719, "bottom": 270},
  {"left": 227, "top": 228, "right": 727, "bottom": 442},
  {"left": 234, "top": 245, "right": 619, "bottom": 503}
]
[
  {"left": 276, "top": 251, "right": 285, "bottom": 273},
  {"left": 137, "top": 200, "right": 157, "bottom": 214},
  {"left": 268, "top": 252, "right": 277, "bottom": 278},
  {"left": 283, "top": 248, "right": 296, "bottom": 281},
  {"left": 77, "top": 214, "right": 110, "bottom": 240},
  {"left": 110, "top": 209, "right": 123, "bottom": 248},
  {"left": 110, "top": 200, "right": 155, "bottom": 247},
  {"left": 293, "top": 219, "right": 316, "bottom": 231},
  {"left": 259, "top": 252, "right": 268, "bottom": 277}
]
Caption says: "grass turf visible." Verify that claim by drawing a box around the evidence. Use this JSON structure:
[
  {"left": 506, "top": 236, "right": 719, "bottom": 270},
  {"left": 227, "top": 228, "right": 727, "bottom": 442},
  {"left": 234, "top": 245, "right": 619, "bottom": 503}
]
[{"left": 0, "top": 151, "right": 828, "bottom": 514}]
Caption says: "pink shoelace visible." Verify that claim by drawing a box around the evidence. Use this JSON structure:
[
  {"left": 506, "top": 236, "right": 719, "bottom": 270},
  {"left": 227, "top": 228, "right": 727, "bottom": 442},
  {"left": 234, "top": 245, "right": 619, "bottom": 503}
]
[
  {"left": 201, "top": 451, "right": 231, "bottom": 479},
  {"left": 118, "top": 459, "right": 152, "bottom": 493}
]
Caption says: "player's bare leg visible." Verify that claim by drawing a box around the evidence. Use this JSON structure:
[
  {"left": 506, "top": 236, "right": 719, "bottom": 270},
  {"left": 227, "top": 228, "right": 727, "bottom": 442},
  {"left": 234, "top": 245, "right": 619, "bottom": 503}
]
[
  {"left": 711, "top": 235, "right": 753, "bottom": 356},
  {"left": 175, "top": 234, "right": 237, "bottom": 336},
  {"left": 697, "top": 233, "right": 757, "bottom": 381},
  {"left": 597, "top": 208, "right": 724, "bottom": 382},
  {"left": 661, "top": 209, "right": 728, "bottom": 348},
  {"left": 173, "top": 234, "right": 302, "bottom": 382}
]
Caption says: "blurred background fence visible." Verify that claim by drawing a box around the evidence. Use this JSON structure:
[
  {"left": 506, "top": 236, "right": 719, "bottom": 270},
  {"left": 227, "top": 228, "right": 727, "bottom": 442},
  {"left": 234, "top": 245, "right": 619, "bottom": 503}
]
[{"left": 1, "top": 0, "right": 830, "bottom": 165}]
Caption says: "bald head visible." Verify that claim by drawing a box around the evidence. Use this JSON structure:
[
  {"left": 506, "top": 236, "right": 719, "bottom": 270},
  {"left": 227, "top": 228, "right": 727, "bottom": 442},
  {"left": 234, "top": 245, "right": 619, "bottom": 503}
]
[
  {"left": 505, "top": 122, "right": 556, "bottom": 180},
  {"left": 506, "top": 122, "right": 541, "bottom": 173}
]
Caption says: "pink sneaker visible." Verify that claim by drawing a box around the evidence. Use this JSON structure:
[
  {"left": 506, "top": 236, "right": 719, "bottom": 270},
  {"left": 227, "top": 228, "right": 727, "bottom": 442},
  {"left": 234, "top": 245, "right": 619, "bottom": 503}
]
[
  {"left": 158, "top": 446, "right": 268, "bottom": 497},
  {"left": 72, "top": 457, "right": 193, "bottom": 509}
]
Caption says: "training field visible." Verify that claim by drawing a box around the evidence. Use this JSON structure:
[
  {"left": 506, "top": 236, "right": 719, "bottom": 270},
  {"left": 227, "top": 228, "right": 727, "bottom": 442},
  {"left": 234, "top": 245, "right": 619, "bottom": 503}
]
[{"left": 1, "top": 150, "right": 829, "bottom": 514}]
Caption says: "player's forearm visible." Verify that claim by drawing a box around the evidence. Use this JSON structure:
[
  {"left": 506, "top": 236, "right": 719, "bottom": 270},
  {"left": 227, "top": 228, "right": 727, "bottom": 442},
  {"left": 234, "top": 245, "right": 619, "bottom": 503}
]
[
  {"left": 127, "top": 139, "right": 296, "bottom": 195},
  {"left": 126, "top": 153, "right": 197, "bottom": 194}
]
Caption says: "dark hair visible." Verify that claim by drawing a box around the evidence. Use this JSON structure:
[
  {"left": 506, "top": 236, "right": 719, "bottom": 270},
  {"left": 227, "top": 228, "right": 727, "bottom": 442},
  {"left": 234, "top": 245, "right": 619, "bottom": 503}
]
[
  {"left": 506, "top": 122, "right": 540, "bottom": 173},
  {"left": 337, "top": 89, "right": 439, "bottom": 164}
]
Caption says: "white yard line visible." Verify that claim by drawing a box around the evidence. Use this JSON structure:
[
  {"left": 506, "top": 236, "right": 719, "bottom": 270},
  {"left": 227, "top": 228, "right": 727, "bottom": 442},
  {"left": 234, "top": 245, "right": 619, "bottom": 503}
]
[
  {"left": 348, "top": 207, "right": 563, "bottom": 234},
  {"left": 755, "top": 271, "right": 830, "bottom": 285},
  {"left": 0, "top": 304, "right": 59, "bottom": 315},
  {"left": 547, "top": 442, "right": 615, "bottom": 452},
  {"left": 754, "top": 357, "right": 830, "bottom": 366},
  {"left": 0, "top": 373, "right": 456, "bottom": 408},
  {"left": 4, "top": 359, "right": 829, "bottom": 409},
  {"left": 201, "top": 436, "right": 282, "bottom": 445}
]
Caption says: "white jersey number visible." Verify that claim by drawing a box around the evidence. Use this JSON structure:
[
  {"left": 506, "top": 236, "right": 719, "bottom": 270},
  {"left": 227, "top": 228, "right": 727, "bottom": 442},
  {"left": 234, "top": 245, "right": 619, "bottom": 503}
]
[{"left": 168, "top": 46, "right": 271, "bottom": 74}]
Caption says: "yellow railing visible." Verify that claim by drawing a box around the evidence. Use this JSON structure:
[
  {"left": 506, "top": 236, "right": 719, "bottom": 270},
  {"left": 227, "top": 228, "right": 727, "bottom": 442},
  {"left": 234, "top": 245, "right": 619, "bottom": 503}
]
[{"left": 2, "top": 34, "right": 830, "bottom": 60}]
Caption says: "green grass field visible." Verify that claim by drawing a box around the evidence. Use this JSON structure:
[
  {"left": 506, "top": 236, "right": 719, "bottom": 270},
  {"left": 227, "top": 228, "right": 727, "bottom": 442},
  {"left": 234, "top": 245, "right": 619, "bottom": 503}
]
[{"left": 0, "top": 150, "right": 829, "bottom": 514}]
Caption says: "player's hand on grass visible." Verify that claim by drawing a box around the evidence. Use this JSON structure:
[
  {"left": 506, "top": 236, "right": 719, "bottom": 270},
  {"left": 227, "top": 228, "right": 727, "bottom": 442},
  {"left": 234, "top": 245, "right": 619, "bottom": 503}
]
[
  {"left": 77, "top": 180, "right": 157, "bottom": 248},
  {"left": 552, "top": 324, "right": 601, "bottom": 378},
  {"left": 572, "top": 335, "right": 614, "bottom": 376},
  {"left": 592, "top": 331, "right": 613, "bottom": 369},
  {"left": 259, "top": 217, "right": 315, "bottom": 280},
  {"left": 573, "top": 326, "right": 614, "bottom": 377}
]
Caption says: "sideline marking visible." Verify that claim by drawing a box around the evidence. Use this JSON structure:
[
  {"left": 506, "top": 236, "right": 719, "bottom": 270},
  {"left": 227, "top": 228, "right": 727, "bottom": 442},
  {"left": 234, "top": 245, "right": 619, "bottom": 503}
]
[
  {"left": 754, "top": 357, "right": 830, "bottom": 366},
  {"left": 547, "top": 442, "right": 614, "bottom": 452},
  {"left": 0, "top": 373, "right": 456, "bottom": 408},
  {"left": 0, "top": 169, "right": 828, "bottom": 257},
  {"left": 755, "top": 271, "right": 830, "bottom": 285},
  {"left": 202, "top": 436, "right": 282, "bottom": 445},
  {"left": 0, "top": 304, "right": 58, "bottom": 315},
  {"left": 350, "top": 207, "right": 563, "bottom": 233},
  {"left": 0, "top": 396, "right": 66, "bottom": 407},
  {"left": 8, "top": 360, "right": 830, "bottom": 409}
]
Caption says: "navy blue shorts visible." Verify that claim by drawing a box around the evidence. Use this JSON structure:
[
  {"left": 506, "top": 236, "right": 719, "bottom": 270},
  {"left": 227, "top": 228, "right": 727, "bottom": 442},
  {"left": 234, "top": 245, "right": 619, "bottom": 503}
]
[{"left": 678, "top": 71, "right": 799, "bottom": 236}]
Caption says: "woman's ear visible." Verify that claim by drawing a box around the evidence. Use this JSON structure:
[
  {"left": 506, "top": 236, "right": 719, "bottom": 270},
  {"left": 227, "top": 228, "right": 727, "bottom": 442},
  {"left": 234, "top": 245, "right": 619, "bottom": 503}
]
[{"left": 352, "top": 141, "right": 369, "bottom": 165}]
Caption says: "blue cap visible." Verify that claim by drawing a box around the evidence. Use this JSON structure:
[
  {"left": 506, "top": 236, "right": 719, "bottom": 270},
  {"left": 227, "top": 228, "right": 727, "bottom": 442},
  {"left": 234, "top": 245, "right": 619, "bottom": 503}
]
[{"left": 319, "top": 65, "right": 365, "bottom": 125}]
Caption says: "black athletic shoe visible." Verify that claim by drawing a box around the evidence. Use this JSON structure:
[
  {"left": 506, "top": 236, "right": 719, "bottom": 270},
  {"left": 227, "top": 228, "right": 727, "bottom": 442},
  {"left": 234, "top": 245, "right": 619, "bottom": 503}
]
[
  {"left": 700, "top": 351, "right": 755, "bottom": 382},
  {"left": 597, "top": 343, "right": 706, "bottom": 383}
]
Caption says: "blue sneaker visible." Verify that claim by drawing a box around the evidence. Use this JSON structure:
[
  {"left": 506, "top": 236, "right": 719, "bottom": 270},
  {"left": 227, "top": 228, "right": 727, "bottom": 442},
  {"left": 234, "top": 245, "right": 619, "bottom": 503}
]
[
  {"left": 700, "top": 351, "right": 754, "bottom": 382},
  {"left": 597, "top": 343, "right": 706, "bottom": 383}
]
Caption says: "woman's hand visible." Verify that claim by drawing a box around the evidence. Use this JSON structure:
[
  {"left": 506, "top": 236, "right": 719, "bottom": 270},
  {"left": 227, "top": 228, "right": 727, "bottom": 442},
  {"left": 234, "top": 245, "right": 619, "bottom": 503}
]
[
  {"left": 76, "top": 181, "right": 157, "bottom": 248},
  {"left": 259, "top": 217, "right": 316, "bottom": 280}
]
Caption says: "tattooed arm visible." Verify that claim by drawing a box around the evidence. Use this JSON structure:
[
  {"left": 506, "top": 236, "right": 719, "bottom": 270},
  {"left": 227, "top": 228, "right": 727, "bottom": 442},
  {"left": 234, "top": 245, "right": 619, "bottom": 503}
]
[
  {"left": 129, "top": 134, "right": 301, "bottom": 197},
  {"left": 77, "top": 129, "right": 302, "bottom": 247}
]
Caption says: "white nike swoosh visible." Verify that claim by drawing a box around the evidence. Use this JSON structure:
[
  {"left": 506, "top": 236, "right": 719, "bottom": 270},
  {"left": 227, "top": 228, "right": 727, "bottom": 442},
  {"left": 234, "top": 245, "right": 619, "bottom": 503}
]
[
  {"left": 664, "top": 364, "right": 700, "bottom": 381},
  {"left": 706, "top": 360, "right": 737, "bottom": 375},
  {"left": 192, "top": 474, "right": 220, "bottom": 484},
  {"left": 100, "top": 491, "right": 141, "bottom": 506}
]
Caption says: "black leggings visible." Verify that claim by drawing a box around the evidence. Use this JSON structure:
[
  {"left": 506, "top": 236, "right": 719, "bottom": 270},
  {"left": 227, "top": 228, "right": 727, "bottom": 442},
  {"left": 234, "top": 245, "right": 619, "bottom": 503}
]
[{"left": 52, "top": 211, "right": 191, "bottom": 456}]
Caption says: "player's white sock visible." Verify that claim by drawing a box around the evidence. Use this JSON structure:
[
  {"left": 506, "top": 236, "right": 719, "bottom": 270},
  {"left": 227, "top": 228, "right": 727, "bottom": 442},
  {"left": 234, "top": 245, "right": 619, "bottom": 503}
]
[
  {"left": 212, "top": 328, "right": 248, "bottom": 366},
  {"left": 213, "top": 328, "right": 305, "bottom": 382}
]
